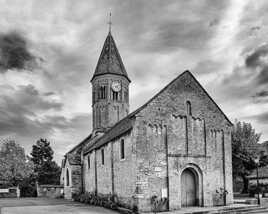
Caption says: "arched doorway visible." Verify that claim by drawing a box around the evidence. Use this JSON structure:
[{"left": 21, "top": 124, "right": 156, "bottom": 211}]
[{"left": 181, "top": 168, "right": 198, "bottom": 207}]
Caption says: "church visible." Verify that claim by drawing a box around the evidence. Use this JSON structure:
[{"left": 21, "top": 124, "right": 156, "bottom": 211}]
[{"left": 61, "top": 28, "right": 233, "bottom": 212}]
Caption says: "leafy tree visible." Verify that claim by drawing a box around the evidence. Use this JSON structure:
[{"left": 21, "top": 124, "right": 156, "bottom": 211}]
[
  {"left": 30, "top": 138, "right": 61, "bottom": 185},
  {"left": 232, "top": 121, "right": 262, "bottom": 193},
  {"left": 0, "top": 139, "right": 34, "bottom": 186}
]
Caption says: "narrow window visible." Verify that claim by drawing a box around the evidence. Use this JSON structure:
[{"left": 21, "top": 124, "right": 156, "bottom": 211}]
[
  {"left": 124, "top": 91, "right": 128, "bottom": 102},
  {"left": 101, "top": 148, "right": 104, "bottom": 165},
  {"left": 88, "top": 154, "right": 90, "bottom": 169},
  {"left": 112, "top": 91, "right": 118, "bottom": 101},
  {"left": 120, "top": 139, "right": 125, "bottom": 159},
  {"left": 93, "top": 91, "right": 96, "bottom": 103},
  {"left": 98, "top": 86, "right": 106, "bottom": 99},
  {"left": 186, "top": 101, "right": 192, "bottom": 115},
  {"left": 66, "top": 169, "right": 70, "bottom": 186}
]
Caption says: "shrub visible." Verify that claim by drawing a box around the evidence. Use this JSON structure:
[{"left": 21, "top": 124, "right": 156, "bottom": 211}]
[{"left": 73, "top": 192, "right": 139, "bottom": 213}]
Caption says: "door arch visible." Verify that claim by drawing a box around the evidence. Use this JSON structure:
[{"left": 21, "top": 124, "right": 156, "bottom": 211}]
[{"left": 181, "top": 168, "right": 198, "bottom": 207}]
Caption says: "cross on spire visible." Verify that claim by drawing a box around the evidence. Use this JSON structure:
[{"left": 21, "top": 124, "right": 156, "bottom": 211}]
[{"left": 108, "top": 12, "right": 112, "bottom": 32}]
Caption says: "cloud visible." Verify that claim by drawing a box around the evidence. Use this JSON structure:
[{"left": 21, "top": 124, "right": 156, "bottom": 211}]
[
  {"left": 245, "top": 44, "right": 268, "bottom": 68},
  {"left": 0, "top": 83, "right": 91, "bottom": 162},
  {"left": 254, "top": 90, "right": 268, "bottom": 97},
  {"left": 0, "top": 31, "right": 36, "bottom": 72},
  {"left": 252, "top": 90, "right": 268, "bottom": 104},
  {"left": 247, "top": 112, "right": 268, "bottom": 124}
]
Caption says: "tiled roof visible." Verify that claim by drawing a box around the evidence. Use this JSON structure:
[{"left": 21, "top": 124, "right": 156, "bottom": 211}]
[
  {"left": 91, "top": 31, "right": 130, "bottom": 82},
  {"left": 84, "top": 115, "right": 134, "bottom": 154},
  {"left": 63, "top": 134, "right": 92, "bottom": 166},
  {"left": 66, "top": 152, "right": 81, "bottom": 165}
]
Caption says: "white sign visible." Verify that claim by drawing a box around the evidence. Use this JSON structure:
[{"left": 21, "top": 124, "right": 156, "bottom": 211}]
[
  {"left": 0, "top": 189, "right": 9, "bottom": 193},
  {"left": 161, "top": 188, "right": 167, "bottom": 198}
]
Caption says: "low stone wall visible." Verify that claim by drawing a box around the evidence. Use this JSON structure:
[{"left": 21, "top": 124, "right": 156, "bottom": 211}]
[
  {"left": 261, "top": 198, "right": 268, "bottom": 207},
  {"left": 37, "top": 184, "right": 63, "bottom": 198},
  {"left": 0, "top": 187, "right": 20, "bottom": 198}
]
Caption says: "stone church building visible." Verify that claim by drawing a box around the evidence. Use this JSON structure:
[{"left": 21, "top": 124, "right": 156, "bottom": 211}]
[{"left": 61, "top": 29, "right": 233, "bottom": 211}]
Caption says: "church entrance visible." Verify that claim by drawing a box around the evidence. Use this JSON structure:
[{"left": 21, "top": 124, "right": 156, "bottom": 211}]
[{"left": 181, "top": 168, "right": 198, "bottom": 207}]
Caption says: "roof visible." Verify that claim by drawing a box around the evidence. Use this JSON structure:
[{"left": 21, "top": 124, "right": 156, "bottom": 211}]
[
  {"left": 63, "top": 134, "right": 92, "bottom": 166},
  {"left": 84, "top": 115, "right": 134, "bottom": 154},
  {"left": 66, "top": 153, "right": 81, "bottom": 165},
  {"left": 248, "top": 166, "right": 268, "bottom": 179},
  {"left": 84, "top": 70, "right": 233, "bottom": 154},
  {"left": 91, "top": 31, "right": 130, "bottom": 82},
  {"left": 67, "top": 134, "right": 92, "bottom": 154}
]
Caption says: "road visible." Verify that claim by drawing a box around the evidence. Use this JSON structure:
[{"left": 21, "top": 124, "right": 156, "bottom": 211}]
[{"left": 0, "top": 198, "right": 118, "bottom": 214}]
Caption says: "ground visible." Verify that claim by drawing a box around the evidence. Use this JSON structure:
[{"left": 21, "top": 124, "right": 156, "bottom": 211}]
[{"left": 0, "top": 198, "right": 118, "bottom": 214}]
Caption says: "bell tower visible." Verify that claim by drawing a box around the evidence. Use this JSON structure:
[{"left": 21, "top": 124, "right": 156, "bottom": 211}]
[{"left": 91, "top": 30, "right": 131, "bottom": 133}]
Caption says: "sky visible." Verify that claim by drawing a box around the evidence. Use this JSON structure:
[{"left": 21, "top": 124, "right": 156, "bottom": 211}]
[{"left": 0, "top": 0, "right": 268, "bottom": 164}]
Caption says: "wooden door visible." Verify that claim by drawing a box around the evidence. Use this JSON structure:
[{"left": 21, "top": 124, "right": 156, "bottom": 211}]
[{"left": 181, "top": 169, "right": 197, "bottom": 207}]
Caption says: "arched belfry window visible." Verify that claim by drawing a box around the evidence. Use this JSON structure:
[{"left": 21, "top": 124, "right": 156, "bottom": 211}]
[
  {"left": 98, "top": 86, "right": 106, "bottom": 99},
  {"left": 186, "top": 101, "right": 192, "bottom": 115},
  {"left": 112, "top": 91, "right": 119, "bottom": 101},
  {"left": 66, "top": 169, "right": 70, "bottom": 186}
]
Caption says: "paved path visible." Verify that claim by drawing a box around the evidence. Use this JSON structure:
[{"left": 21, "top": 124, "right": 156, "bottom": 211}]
[{"left": 0, "top": 198, "right": 118, "bottom": 214}]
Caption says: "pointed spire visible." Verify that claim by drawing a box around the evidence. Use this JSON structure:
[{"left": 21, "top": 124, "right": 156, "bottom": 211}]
[{"left": 91, "top": 26, "right": 130, "bottom": 82}]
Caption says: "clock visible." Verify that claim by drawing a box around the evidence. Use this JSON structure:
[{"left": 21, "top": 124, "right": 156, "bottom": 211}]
[{"left": 111, "top": 81, "right": 121, "bottom": 92}]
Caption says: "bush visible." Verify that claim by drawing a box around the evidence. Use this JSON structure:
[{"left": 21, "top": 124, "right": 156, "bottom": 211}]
[
  {"left": 249, "top": 185, "right": 266, "bottom": 197},
  {"left": 73, "top": 192, "right": 118, "bottom": 210},
  {"left": 73, "top": 192, "right": 137, "bottom": 213}
]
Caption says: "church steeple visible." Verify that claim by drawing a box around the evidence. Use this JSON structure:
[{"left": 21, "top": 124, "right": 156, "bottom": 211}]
[
  {"left": 91, "top": 31, "right": 130, "bottom": 82},
  {"left": 91, "top": 28, "right": 131, "bottom": 133}
]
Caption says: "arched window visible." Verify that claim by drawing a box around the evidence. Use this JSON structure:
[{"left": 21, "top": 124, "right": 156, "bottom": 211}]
[
  {"left": 66, "top": 169, "right": 70, "bottom": 186},
  {"left": 98, "top": 86, "right": 106, "bottom": 99},
  {"left": 120, "top": 139, "right": 125, "bottom": 159},
  {"left": 186, "top": 101, "right": 192, "bottom": 115},
  {"left": 101, "top": 148, "right": 105, "bottom": 165},
  {"left": 124, "top": 91, "right": 128, "bottom": 102},
  {"left": 88, "top": 154, "right": 90, "bottom": 169},
  {"left": 112, "top": 91, "right": 119, "bottom": 101}
]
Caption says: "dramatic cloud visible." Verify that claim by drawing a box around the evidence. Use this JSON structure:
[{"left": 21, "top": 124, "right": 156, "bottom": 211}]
[{"left": 0, "top": 31, "right": 36, "bottom": 72}]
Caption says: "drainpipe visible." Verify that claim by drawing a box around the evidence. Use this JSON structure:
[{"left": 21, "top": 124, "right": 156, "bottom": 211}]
[
  {"left": 222, "top": 130, "right": 227, "bottom": 206},
  {"left": 164, "top": 125, "right": 170, "bottom": 210}
]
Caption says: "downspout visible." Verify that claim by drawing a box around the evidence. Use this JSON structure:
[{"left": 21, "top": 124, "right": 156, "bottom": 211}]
[
  {"left": 222, "top": 130, "right": 227, "bottom": 205},
  {"left": 164, "top": 125, "right": 170, "bottom": 210},
  {"left": 94, "top": 149, "right": 98, "bottom": 194},
  {"left": 111, "top": 141, "right": 115, "bottom": 195}
]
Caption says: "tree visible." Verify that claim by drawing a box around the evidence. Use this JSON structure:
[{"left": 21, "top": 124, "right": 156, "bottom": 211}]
[
  {"left": 232, "top": 121, "right": 262, "bottom": 193},
  {"left": 0, "top": 139, "right": 34, "bottom": 186},
  {"left": 30, "top": 138, "right": 61, "bottom": 185}
]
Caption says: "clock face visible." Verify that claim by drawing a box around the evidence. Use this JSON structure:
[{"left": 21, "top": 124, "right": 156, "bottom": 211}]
[{"left": 111, "top": 81, "right": 121, "bottom": 92}]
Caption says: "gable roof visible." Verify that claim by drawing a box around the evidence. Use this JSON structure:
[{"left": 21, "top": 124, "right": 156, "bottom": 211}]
[
  {"left": 83, "top": 115, "right": 134, "bottom": 155},
  {"left": 62, "top": 134, "right": 92, "bottom": 167},
  {"left": 129, "top": 70, "right": 232, "bottom": 126},
  {"left": 91, "top": 31, "right": 130, "bottom": 82}
]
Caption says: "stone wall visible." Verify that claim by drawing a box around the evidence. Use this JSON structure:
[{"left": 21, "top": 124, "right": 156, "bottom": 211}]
[
  {"left": 37, "top": 185, "right": 63, "bottom": 198},
  {"left": 113, "top": 132, "right": 136, "bottom": 206},
  {"left": 96, "top": 143, "right": 113, "bottom": 194},
  {"left": 63, "top": 159, "right": 82, "bottom": 200},
  {"left": 133, "top": 72, "right": 233, "bottom": 211},
  {"left": 83, "top": 131, "right": 137, "bottom": 208},
  {"left": 84, "top": 151, "right": 96, "bottom": 193}
]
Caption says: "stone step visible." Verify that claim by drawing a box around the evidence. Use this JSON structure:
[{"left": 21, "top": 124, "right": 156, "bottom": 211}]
[
  {"left": 208, "top": 206, "right": 268, "bottom": 214},
  {"left": 234, "top": 198, "right": 258, "bottom": 205}
]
